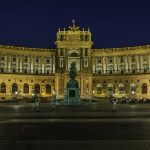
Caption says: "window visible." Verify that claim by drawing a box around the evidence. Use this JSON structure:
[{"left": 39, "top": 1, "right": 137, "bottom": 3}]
[
  {"left": 60, "top": 49, "right": 63, "bottom": 56},
  {"left": 46, "top": 84, "right": 51, "bottom": 94},
  {"left": 13, "top": 57, "right": 16, "bottom": 62},
  {"left": 98, "top": 59, "right": 101, "bottom": 64},
  {"left": 108, "top": 57, "right": 112, "bottom": 63},
  {"left": 85, "top": 48, "right": 88, "bottom": 56},
  {"left": 109, "top": 70, "right": 112, "bottom": 74},
  {"left": 47, "top": 70, "right": 50, "bottom": 74},
  {"left": 96, "top": 83, "right": 102, "bottom": 94},
  {"left": 121, "top": 70, "right": 124, "bottom": 74},
  {"left": 1, "top": 57, "right": 4, "bottom": 61},
  {"left": 98, "top": 70, "right": 101, "bottom": 74},
  {"left": 142, "top": 83, "right": 147, "bottom": 94},
  {"left": 119, "top": 83, "right": 125, "bottom": 94},
  {"left": 131, "top": 56, "right": 136, "bottom": 62},
  {"left": 1, "top": 82, "right": 6, "bottom": 93},
  {"left": 34, "top": 84, "right": 40, "bottom": 94},
  {"left": 24, "top": 69, "right": 27, "bottom": 74},
  {"left": 13, "top": 69, "right": 16, "bottom": 73},
  {"left": 120, "top": 57, "right": 124, "bottom": 62},
  {"left": 35, "top": 57, "right": 39, "bottom": 63},
  {"left": 130, "top": 83, "right": 136, "bottom": 93},
  {"left": 35, "top": 70, "right": 38, "bottom": 74},
  {"left": 107, "top": 83, "right": 113, "bottom": 94},
  {"left": 24, "top": 56, "right": 28, "bottom": 63},
  {"left": 47, "top": 57, "right": 50, "bottom": 63},
  {"left": 24, "top": 83, "right": 29, "bottom": 94},
  {"left": 12, "top": 83, "right": 18, "bottom": 94},
  {"left": 132, "top": 70, "right": 135, "bottom": 73},
  {"left": 1, "top": 68, "right": 4, "bottom": 72}
]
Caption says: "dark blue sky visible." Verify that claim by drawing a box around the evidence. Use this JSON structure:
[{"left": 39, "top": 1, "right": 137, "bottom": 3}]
[{"left": 0, "top": 0, "right": 150, "bottom": 48}]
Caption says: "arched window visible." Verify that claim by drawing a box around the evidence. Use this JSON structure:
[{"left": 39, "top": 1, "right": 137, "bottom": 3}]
[
  {"left": 46, "top": 84, "right": 51, "bottom": 94},
  {"left": 35, "top": 84, "right": 40, "bottom": 94},
  {"left": 12, "top": 83, "right": 18, "bottom": 94},
  {"left": 1, "top": 82, "right": 6, "bottom": 93},
  {"left": 107, "top": 83, "right": 113, "bottom": 91},
  {"left": 130, "top": 83, "right": 136, "bottom": 94},
  {"left": 142, "top": 83, "right": 147, "bottom": 94},
  {"left": 24, "top": 83, "right": 29, "bottom": 94},
  {"left": 96, "top": 83, "right": 102, "bottom": 94},
  {"left": 119, "top": 83, "right": 125, "bottom": 94}
]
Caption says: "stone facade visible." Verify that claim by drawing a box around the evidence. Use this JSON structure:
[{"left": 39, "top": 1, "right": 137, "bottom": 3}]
[{"left": 0, "top": 21, "right": 150, "bottom": 100}]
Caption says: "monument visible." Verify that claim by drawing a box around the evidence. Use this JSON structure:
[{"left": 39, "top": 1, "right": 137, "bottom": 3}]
[{"left": 64, "top": 62, "right": 80, "bottom": 104}]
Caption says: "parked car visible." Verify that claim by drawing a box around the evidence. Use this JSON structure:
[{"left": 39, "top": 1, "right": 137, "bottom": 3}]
[
  {"left": 145, "top": 99, "right": 150, "bottom": 104},
  {"left": 129, "top": 99, "right": 136, "bottom": 104},
  {"left": 120, "top": 99, "right": 127, "bottom": 104},
  {"left": 137, "top": 99, "right": 144, "bottom": 104}
]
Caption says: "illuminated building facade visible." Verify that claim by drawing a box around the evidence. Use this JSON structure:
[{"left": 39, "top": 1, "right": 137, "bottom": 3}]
[{"left": 0, "top": 20, "right": 150, "bottom": 100}]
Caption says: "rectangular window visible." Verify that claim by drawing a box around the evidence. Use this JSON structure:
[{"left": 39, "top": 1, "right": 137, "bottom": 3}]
[
  {"left": 85, "top": 49, "right": 88, "bottom": 56},
  {"left": 13, "top": 57, "right": 16, "bottom": 62},
  {"left": 35, "top": 57, "right": 39, "bottom": 63},
  {"left": 1, "top": 57, "right": 4, "bottom": 61}
]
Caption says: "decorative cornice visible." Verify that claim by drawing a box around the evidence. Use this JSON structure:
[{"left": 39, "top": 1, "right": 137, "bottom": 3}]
[
  {"left": 0, "top": 45, "right": 56, "bottom": 52},
  {"left": 92, "top": 45, "right": 150, "bottom": 52}
]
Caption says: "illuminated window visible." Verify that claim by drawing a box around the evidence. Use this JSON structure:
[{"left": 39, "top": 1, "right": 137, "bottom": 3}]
[
  {"left": 35, "top": 57, "right": 39, "bottom": 63},
  {"left": 119, "top": 83, "right": 125, "bottom": 94},
  {"left": 142, "top": 83, "right": 147, "bottom": 94},
  {"left": 34, "top": 84, "right": 40, "bottom": 94},
  {"left": 107, "top": 83, "right": 113, "bottom": 93},
  {"left": 12, "top": 83, "right": 18, "bottom": 94},
  {"left": 96, "top": 83, "right": 102, "bottom": 94},
  {"left": 46, "top": 84, "right": 51, "bottom": 94},
  {"left": 1, "top": 82, "right": 6, "bottom": 93},
  {"left": 130, "top": 83, "right": 136, "bottom": 93},
  {"left": 24, "top": 83, "right": 29, "bottom": 94}
]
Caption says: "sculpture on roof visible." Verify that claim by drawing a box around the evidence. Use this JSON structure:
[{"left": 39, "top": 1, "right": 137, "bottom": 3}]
[{"left": 69, "top": 19, "right": 80, "bottom": 31}]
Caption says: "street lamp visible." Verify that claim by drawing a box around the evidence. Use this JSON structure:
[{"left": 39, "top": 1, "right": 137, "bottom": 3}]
[
  {"left": 131, "top": 91, "right": 135, "bottom": 99},
  {"left": 52, "top": 90, "right": 56, "bottom": 104},
  {"left": 15, "top": 91, "right": 18, "bottom": 104}
]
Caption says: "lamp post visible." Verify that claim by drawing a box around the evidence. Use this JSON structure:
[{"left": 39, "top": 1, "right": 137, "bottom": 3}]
[
  {"left": 112, "top": 90, "right": 117, "bottom": 112},
  {"left": 15, "top": 91, "right": 18, "bottom": 105},
  {"left": 52, "top": 90, "right": 56, "bottom": 104},
  {"left": 131, "top": 91, "right": 135, "bottom": 99},
  {"left": 32, "top": 92, "right": 35, "bottom": 103}
]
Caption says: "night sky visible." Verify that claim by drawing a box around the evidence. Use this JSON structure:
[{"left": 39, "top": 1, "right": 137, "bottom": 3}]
[{"left": 0, "top": 0, "right": 150, "bottom": 49}]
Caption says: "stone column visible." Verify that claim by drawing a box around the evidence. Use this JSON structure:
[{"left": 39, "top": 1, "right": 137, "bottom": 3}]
[
  {"left": 19, "top": 56, "right": 23, "bottom": 73},
  {"left": 4, "top": 55, "right": 8, "bottom": 72},
  {"left": 42, "top": 57, "right": 45, "bottom": 74},
  {"left": 8, "top": 55, "right": 11, "bottom": 72},
  {"left": 92, "top": 57, "right": 95, "bottom": 73},
  {"left": 55, "top": 74, "right": 60, "bottom": 97},
  {"left": 136, "top": 55, "right": 140, "bottom": 72},
  {"left": 28, "top": 56, "right": 31, "bottom": 73},
  {"left": 124, "top": 56, "right": 128, "bottom": 73},
  {"left": 148, "top": 54, "right": 150, "bottom": 72},
  {"left": 80, "top": 75, "right": 84, "bottom": 96},
  {"left": 30, "top": 56, "right": 34, "bottom": 73},
  {"left": 102, "top": 57, "right": 106, "bottom": 74},
  {"left": 88, "top": 76, "right": 93, "bottom": 94},
  {"left": 128, "top": 56, "right": 131, "bottom": 73},
  {"left": 113, "top": 56, "right": 117, "bottom": 73},
  {"left": 53, "top": 56, "right": 55, "bottom": 73},
  {"left": 16, "top": 55, "right": 19, "bottom": 73},
  {"left": 140, "top": 55, "right": 143, "bottom": 72}
]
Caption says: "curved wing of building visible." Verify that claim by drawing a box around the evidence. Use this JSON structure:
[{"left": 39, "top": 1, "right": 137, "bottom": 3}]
[{"left": 0, "top": 21, "right": 150, "bottom": 100}]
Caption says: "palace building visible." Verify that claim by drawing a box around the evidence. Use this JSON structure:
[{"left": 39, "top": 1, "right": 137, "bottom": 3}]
[{"left": 0, "top": 20, "right": 150, "bottom": 100}]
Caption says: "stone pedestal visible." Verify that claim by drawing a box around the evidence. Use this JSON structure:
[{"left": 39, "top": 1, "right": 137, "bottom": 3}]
[
  {"left": 64, "top": 79, "right": 80, "bottom": 105},
  {"left": 64, "top": 87, "right": 80, "bottom": 104}
]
